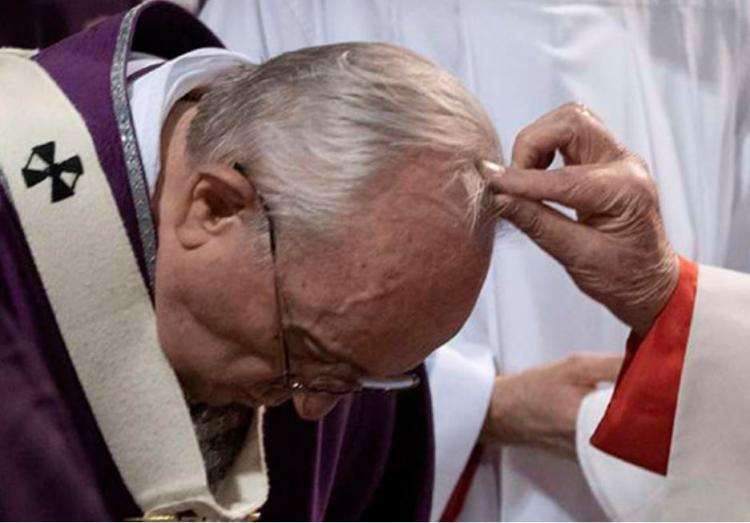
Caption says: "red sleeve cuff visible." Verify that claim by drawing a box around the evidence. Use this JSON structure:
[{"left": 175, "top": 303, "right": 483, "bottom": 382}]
[{"left": 590, "top": 257, "right": 698, "bottom": 475}]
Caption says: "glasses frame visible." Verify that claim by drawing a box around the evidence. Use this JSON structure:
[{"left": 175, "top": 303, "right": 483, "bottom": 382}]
[{"left": 255, "top": 185, "right": 420, "bottom": 396}]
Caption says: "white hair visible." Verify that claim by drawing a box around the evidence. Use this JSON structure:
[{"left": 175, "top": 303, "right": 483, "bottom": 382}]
[{"left": 188, "top": 42, "right": 501, "bottom": 237}]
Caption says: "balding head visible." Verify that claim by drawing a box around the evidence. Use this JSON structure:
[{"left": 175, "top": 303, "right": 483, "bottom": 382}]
[
  {"left": 188, "top": 42, "right": 500, "bottom": 237},
  {"left": 155, "top": 42, "right": 501, "bottom": 418}
]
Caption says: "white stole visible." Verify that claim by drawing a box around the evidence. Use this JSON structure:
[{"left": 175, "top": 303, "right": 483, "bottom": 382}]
[{"left": 0, "top": 50, "right": 268, "bottom": 520}]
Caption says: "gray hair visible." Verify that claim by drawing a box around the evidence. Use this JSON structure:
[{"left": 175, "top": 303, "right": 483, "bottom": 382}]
[{"left": 188, "top": 42, "right": 500, "bottom": 237}]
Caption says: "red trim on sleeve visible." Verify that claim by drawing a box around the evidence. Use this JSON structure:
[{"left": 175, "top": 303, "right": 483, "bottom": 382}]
[
  {"left": 590, "top": 257, "right": 698, "bottom": 475},
  {"left": 440, "top": 444, "right": 482, "bottom": 522}
]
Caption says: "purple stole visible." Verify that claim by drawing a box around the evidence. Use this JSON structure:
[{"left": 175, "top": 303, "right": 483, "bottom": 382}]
[{"left": 0, "top": 1, "right": 434, "bottom": 520}]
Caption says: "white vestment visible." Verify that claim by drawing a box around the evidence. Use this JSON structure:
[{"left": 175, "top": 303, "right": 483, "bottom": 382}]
[
  {"left": 580, "top": 261, "right": 750, "bottom": 520},
  {"left": 658, "top": 265, "right": 750, "bottom": 520},
  {"left": 199, "top": 0, "right": 750, "bottom": 520}
]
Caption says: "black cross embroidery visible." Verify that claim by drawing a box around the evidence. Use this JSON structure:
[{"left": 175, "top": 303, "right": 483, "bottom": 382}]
[{"left": 22, "top": 141, "right": 84, "bottom": 203}]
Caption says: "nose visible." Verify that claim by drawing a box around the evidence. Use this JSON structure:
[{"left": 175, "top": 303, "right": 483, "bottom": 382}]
[{"left": 292, "top": 393, "right": 340, "bottom": 420}]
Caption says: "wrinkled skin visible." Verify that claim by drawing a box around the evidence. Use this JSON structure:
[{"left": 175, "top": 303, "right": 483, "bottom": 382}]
[
  {"left": 481, "top": 353, "right": 622, "bottom": 458},
  {"left": 482, "top": 102, "right": 679, "bottom": 336},
  {"left": 153, "top": 101, "right": 495, "bottom": 420}
]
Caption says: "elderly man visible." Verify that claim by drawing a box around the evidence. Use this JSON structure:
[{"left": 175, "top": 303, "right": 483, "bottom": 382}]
[
  {"left": 484, "top": 102, "right": 750, "bottom": 520},
  {"left": 0, "top": 2, "right": 500, "bottom": 520}
]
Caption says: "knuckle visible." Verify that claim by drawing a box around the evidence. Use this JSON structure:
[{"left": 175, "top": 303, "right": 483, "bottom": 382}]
[
  {"left": 561, "top": 101, "right": 586, "bottom": 115},
  {"left": 626, "top": 155, "right": 652, "bottom": 182},
  {"left": 512, "top": 135, "right": 543, "bottom": 168},
  {"left": 523, "top": 208, "right": 546, "bottom": 239},
  {"left": 514, "top": 129, "right": 534, "bottom": 150},
  {"left": 565, "top": 102, "right": 591, "bottom": 124},
  {"left": 643, "top": 182, "right": 659, "bottom": 208},
  {"left": 616, "top": 157, "right": 659, "bottom": 207},
  {"left": 631, "top": 173, "right": 658, "bottom": 205},
  {"left": 561, "top": 108, "right": 579, "bottom": 127},
  {"left": 610, "top": 141, "right": 630, "bottom": 161},
  {"left": 630, "top": 153, "right": 651, "bottom": 174}
]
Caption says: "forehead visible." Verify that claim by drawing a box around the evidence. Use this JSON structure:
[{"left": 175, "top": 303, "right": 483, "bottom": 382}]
[{"left": 283, "top": 177, "right": 493, "bottom": 375}]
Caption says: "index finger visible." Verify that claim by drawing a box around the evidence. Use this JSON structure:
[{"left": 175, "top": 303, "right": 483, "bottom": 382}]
[
  {"left": 481, "top": 162, "right": 626, "bottom": 216},
  {"left": 512, "top": 102, "right": 625, "bottom": 169}
]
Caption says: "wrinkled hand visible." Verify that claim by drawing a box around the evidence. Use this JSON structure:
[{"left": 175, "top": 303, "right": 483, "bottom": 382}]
[
  {"left": 482, "top": 103, "right": 679, "bottom": 336},
  {"left": 481, "top": 353, "right": 622, "bottom": 458}
]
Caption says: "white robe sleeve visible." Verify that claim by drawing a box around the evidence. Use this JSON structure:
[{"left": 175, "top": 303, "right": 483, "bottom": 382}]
[
  {"left": 426, "top": 342, "right": 495, "bottom": 521},
  {"left": 586, "top": 264, "right": 750, "bottom": 520},
  {"left": 661, "top": 265, "right": 750, "bottom": 520}
]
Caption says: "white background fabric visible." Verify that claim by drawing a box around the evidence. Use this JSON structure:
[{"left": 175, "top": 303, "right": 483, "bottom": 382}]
[{"left": 199, "top": 1, "right": 750, "bottom": 520}]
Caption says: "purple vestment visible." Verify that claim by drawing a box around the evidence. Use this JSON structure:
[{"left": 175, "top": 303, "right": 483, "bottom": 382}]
[{"left": 0, "top": 2, "right": 434, "bottom": 520}]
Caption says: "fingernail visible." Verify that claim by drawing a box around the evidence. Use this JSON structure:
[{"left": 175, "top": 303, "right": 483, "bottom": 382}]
[{"left": 480, "top": 160, "right": 505, "bottom": 175}]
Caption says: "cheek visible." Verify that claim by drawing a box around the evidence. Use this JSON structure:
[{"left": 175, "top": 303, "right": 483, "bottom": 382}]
[{"left": 163, "top": 237, "right": 280, "bottom": 353}]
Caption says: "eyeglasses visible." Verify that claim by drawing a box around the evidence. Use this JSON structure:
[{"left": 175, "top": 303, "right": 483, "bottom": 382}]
[{"left": 254, "top": 181, "right": 420, "bottom": 396}]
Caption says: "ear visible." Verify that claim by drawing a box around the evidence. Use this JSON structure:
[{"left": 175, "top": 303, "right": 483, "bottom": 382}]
[{"left": 176, "top": 163, "right": 258, "bottom": 249}]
